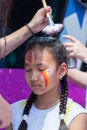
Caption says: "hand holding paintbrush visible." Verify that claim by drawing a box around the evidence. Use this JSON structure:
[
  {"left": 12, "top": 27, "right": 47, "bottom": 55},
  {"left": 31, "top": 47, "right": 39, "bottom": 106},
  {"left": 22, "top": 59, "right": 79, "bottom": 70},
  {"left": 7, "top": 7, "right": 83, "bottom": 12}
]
[
  {"left": 42, "top": 0, "right": 63, "bottom": 36},
  {"left": 42, "top": 0, "right": 54, "bottom": 26}
]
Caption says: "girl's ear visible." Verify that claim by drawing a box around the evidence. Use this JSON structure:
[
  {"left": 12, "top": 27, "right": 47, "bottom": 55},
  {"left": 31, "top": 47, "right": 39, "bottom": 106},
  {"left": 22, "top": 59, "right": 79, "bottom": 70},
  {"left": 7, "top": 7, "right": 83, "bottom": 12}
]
[{"left": 57, "top": 63, "right": 68, "bottom": 80}]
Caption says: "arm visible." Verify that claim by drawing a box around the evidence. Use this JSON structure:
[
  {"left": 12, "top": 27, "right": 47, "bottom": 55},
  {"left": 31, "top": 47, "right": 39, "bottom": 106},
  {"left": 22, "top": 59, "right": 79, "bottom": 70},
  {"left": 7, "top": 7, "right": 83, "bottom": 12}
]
[
  {"left": 67, "top": 68, "right": 87, "bottom": 87},
  {"left": 0, "top": 6, "right": 52, "bottom": 58},
  {"left": 63, "top": 35, "right": 87, "bottom": 64},
  {"left": 68, "top": 113, "right": 87, "bottom": 130}
]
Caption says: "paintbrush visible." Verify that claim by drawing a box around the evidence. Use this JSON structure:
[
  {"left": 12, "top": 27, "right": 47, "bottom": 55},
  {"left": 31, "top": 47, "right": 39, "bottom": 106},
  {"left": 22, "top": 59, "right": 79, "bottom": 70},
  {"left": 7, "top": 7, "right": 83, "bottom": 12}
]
[{"left": 42, "top": 0, "right": 63, "bottom": 36}]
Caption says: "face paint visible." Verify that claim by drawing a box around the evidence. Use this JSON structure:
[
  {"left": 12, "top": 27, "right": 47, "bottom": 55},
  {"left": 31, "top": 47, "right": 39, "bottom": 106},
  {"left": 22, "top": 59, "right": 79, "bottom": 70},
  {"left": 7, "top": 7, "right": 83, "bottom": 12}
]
[
  {"left": 29, "top": 50, "right": 34, "bottom": 65},
  {"left": 25, "top": 59, "right": 30, "bottom": 71},
  {"left": 42, "top": 70, "right": 49, "bottom": 88},
  {"left": 25, "top": 50, "right": 35, "bottom": 70}
]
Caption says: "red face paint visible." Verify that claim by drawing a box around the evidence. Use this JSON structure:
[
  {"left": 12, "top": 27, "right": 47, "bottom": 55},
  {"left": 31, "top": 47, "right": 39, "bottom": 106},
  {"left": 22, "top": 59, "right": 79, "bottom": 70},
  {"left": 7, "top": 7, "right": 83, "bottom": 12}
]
[
  {"left": 25, "top": 59, "right": 30, "bottom": 71},
  {"left": 29, "top": 50, "right": 34, "bottom": 64},
  {"left": 25, "top": 50, "right": 34, "bottom": 69},
  {"left": 42, "top": 70, "right": 49, "bottom": 88}
]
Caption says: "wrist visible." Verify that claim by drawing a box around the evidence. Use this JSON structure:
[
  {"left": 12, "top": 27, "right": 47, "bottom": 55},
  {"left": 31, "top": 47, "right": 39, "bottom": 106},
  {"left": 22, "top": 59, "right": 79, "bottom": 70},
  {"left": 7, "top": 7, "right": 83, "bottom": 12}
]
[
  {"left": 82, "top": 47, "right": 87, "bottom": 64},
  {"left": 26, "top": 24, "right": 34, "bottom": 35},
  {"left": 26, "top": 24, "right": 34, "bottom": 36},
  {"left": 27, "top": 22, "right": 37, "bottom": 35}
]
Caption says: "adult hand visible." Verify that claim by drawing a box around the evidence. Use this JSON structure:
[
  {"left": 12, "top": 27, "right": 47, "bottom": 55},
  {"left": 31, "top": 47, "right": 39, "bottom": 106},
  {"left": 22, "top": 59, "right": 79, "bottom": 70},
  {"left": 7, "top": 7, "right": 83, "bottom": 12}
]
[
  {"left": 63, "top": 35, "right": 87, "bottom": 63},
  {"left": 0, "top": 95, "right": 12, "bottom": 128},
  {"left": 28, "top": 6, "right": 52, "bottom": 34}
]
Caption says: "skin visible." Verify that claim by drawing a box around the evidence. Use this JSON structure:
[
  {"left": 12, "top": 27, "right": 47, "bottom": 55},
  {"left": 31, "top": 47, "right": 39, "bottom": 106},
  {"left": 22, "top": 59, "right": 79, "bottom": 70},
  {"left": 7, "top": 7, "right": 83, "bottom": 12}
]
[
  {"left": 63, "top": 35, "right": 87, "bottom": 64},
  {"left": 63, "top": 35, "right": 87, "bottom": 87},
  {"left": 0, "top": 6, "right": 52, "bottom": 58},
  {"left": 25, "top": 47, "right": 87, "bottom": 130},
  {"left": 67, "top": 69, "right": 87, "bottom": 87},
  {"left": 68, "top": 113, "right": 87, "bottom": 130},
  {"left": 25, "top": 47, "right": 67, "bottom": 109},
  {"left": 6, "top": 46, "right": 87, "bottom": 130},
  {"left": 0, "top": 6, "right": 52, "bottom": 129}
]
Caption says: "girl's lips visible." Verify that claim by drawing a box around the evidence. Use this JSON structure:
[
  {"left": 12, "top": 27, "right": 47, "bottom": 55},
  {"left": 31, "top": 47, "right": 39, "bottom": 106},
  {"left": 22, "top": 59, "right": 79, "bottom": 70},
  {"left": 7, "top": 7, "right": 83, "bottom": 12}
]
[{"left": 31, "top": 85, "right": 41, "bottom": 88}]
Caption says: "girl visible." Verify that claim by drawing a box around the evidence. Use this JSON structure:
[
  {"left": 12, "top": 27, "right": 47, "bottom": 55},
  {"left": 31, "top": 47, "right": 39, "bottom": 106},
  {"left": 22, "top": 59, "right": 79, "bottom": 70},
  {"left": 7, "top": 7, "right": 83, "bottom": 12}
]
[{"left": 7, "top": 36, "right": 87, "bottom": 130}]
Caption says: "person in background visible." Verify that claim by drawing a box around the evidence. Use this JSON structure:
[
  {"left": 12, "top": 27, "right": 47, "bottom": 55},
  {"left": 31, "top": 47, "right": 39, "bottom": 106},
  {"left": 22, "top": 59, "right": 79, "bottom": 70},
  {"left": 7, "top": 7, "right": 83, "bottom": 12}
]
[
  {"left": 0, "top": 3, "right": 52, "bottom": 128},
  {"left": 7, "top": 36, "right": 87, "bottom": 130},
  {"left": 63, "top": 35, "right": 87, "bottom": 109}
]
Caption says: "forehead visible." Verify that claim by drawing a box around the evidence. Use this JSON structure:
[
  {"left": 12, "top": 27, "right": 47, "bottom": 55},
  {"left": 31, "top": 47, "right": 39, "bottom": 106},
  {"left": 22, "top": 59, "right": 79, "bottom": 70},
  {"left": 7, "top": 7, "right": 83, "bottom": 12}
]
[{"left": 25, "top": 47, "right": 54, "bottom": 63}]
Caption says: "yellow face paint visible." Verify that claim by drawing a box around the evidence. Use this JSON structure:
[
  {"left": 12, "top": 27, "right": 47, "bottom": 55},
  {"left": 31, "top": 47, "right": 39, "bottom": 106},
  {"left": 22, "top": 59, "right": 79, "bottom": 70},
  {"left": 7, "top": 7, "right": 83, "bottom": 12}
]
[{"left": 42, "top": 70, "right": 49, "bottom": 88}]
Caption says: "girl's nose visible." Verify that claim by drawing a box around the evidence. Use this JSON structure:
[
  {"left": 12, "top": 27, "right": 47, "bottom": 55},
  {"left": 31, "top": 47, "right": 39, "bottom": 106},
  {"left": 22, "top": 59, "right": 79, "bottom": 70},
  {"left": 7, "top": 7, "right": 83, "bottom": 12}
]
[{"left": 30, "top": 71, "right": 39, "bottom": 81}]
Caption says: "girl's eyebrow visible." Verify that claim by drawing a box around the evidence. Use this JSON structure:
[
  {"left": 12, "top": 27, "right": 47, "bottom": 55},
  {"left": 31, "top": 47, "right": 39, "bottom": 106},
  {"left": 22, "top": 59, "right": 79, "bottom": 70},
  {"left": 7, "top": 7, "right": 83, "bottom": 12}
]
[
  {"left": 25, "top": 63, "right": 30, "bottom": 66},
  {"left": 25, "top": 63, "right": 46, "bottom": 67},
  {"left": 35, "top": 63, "right": 48, "bottom": 67}
]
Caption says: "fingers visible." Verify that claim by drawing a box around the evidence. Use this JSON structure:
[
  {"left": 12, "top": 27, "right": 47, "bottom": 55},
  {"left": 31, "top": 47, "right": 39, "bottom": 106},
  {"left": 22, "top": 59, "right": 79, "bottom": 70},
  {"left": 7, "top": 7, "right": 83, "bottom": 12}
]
[
  {"left": 44, "top": 6, "right": 52, "bottom": 15},
  {"left": 69, "top": 52, "right": 75, "bottom": 57},
  {"left": 63, "top": 35, "right": 78, "bottom": 43},
  {"left": 65, "top": 46, "right": 74, "bottom": 52},
  {"left": 45, "top": 6, "right": 52, "bottom": 12},
  {"left": 39, "top": 6, "right": 52, "bottom": 16},
  {"left": 64, "top": 42, "right": 75, "bottom": 48}
]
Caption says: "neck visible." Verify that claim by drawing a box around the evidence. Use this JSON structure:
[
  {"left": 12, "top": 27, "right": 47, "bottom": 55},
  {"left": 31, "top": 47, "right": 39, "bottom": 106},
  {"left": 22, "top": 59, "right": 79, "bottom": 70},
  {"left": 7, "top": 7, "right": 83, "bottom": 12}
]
[{"left": 35, "top": 88, "right": 60, "bottom": 110}]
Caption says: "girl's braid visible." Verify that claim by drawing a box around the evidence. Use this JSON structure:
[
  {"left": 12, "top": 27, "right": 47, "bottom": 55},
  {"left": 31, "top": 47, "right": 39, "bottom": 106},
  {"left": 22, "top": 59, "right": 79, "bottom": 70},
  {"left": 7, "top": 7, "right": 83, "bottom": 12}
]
[
  {"left": 59, "top": 75, "right": 68, "bottom": 130},
  {"left": 18, "top": 92, "right": 37, "bottom": 130}
]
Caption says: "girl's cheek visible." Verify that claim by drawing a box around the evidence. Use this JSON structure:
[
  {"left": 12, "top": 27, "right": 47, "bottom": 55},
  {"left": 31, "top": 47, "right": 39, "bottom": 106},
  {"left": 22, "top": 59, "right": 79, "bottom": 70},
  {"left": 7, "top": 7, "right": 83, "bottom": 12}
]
[{"left": 42, "top": 70, "right": 49, "bottom": 88}]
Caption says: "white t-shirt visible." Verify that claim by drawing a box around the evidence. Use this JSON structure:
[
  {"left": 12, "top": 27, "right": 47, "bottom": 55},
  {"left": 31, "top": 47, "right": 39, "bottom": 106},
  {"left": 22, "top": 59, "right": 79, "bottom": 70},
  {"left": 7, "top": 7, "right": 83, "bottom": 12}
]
[{"left": 11, "top": 98, "right": 87, "bottom": 130}]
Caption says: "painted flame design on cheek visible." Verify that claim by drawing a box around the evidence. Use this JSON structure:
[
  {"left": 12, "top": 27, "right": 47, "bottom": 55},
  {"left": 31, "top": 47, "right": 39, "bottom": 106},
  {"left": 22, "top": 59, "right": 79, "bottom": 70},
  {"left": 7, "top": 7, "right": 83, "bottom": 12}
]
[{"left": 42, "top": 70, "right": 49, "bottom": 88}]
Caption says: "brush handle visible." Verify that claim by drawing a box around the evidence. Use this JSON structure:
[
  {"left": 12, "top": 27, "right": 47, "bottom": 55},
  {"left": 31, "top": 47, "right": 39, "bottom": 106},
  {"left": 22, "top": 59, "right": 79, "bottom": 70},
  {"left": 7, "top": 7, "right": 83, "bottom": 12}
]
[
  {"left": 42, "top": 0, "right": 47, "bottom": 7},
  {"left": 41, "top": 0, "right": 54, "bottom": 26},
  {"left": 42, "top": 0, "right": 49, "bottom": 17}
]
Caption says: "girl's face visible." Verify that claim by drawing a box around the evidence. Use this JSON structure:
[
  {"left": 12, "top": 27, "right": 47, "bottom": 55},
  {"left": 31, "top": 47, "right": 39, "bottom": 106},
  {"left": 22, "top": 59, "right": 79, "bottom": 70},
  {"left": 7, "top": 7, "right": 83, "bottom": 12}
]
[{"left": 24, "top": 47, "right": 67, "bottom": 95}]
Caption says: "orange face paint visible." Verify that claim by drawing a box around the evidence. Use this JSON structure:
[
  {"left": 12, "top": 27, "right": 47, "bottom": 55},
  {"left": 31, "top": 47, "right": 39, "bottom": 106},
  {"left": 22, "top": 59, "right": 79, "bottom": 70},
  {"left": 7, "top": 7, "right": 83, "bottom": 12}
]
[
  {"left": 29, "top": 50, "right": 34, "bottom": 65},
  {"left": 25, "top": 50, "right": 34, "bottom": 69},
  {"left": 42, "top": 70, "right": 49, "bottom": 88}
]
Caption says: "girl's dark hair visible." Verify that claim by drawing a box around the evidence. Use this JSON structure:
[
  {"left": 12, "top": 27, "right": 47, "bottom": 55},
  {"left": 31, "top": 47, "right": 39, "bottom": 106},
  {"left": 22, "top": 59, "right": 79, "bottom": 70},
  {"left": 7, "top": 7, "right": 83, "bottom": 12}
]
[{"left": 18, "top": 36, "right": 68, "bottom": 130}]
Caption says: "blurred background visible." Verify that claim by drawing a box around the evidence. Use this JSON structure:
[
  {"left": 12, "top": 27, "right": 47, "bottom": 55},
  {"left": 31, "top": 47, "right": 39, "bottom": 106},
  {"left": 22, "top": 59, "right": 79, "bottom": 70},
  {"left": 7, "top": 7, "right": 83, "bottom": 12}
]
[
  {"left": 0, "top": 1, "right": 87, "bottom": 126},
  {"left": 0, "top": 1, "right": 87, "bottom": 130}
]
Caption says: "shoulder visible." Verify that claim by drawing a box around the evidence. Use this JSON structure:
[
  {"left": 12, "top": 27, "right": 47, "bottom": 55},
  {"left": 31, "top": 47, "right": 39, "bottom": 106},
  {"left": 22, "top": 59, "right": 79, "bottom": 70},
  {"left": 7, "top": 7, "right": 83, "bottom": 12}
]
[
  {"left": 65, "top": 98, "right": 87, "bottom": 126},
  {"left": 11, "top": 99, "right": 27, "bottom": 128},
  {"left": 11, "top": 99, "right": 27, "bottom": 115},
  {"left": 67, "top": 98, "right": 87, "bottom": 113},
  {"left": 11, "top": 99, "right": 27, "bottom": 109}
]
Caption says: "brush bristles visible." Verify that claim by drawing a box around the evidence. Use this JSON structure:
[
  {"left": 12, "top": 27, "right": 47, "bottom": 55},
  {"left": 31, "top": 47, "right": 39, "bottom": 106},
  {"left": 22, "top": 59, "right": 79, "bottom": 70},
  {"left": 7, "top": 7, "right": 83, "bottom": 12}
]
[{"left": 42, "top": 24, "right": 63, "bottom": 35}]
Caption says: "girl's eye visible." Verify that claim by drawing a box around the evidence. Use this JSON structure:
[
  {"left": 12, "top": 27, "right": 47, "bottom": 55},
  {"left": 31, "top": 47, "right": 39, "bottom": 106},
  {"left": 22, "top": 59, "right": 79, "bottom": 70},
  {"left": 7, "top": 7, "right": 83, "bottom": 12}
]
[
  {"left": 25, "top": 65, "right": 32, "bottom": 72},
  {"left": 39, "top": 69, "right": 45, "bottom": 71},
  {"left": 26, "top": 69, "right": 31, "bottom": 72}
]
